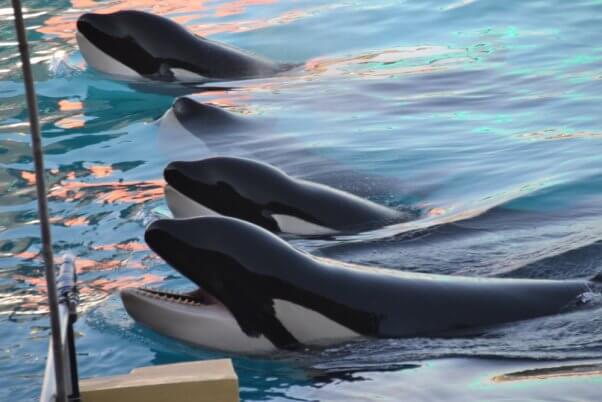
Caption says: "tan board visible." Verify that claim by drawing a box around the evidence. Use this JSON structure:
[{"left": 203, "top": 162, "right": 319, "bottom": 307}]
[{"left": 80, "top": 359, "right": 238, "bottom": 402}]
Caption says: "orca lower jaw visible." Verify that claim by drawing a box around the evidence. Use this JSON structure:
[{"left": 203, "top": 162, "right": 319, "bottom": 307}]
[
  {"left": 126, "top": 287, "right": 216, "bottom": 306},
  {"left": 164, "top": 184, "right": 220, "bottom": 219},
  {"left": 120, "top": 286, "right": 277, "bottom": 354},
  {"left": 76, "top": 31, "right": 142, "bottom": 80}
]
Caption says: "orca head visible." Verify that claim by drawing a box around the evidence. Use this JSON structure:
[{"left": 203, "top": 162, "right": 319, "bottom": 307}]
[
  {"left": 122, "top": 216, "right": 318, "bottom": 352},
  {"left": 143, "top": 216, "right": 295, "bottom": 291},
  {"left": 169, "top": 97, "right": 246, "bottom": 133},
  {"left": 163, "top": 157, "right": 338, "bottom": 235},
  {"left": 164, "top": 157, "right": 292, "bottom": 232},
  {"left": 76, "top": 11, "right": 285, "bottom": 82},
  {"left": 76, "top": 11, "right": 210, "bottom": 81}
]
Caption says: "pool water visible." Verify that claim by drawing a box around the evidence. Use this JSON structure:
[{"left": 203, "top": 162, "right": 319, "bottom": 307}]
[{"left": 1, "top": 0, "right": 602, "bottom": 400}]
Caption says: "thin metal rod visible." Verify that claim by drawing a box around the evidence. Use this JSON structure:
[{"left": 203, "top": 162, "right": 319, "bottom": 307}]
[
  {"left": 67, "top": 325, "right": 81, "bottom": 400},
  {"left": 10, "top": 1, "right": 67, "bottom": 401}
]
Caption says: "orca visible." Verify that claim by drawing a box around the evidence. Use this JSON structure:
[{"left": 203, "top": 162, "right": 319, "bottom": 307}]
[
  {"left": 76, "top": 10, "right": 292, "bottom": 82},
  {"left": 121, "top": 216, "right": 597, "bottom": 354},
  {"left": 164, "top": 156, "right": 402, "bottom": 235},
  {"left": 159, "top": 96, "right": 415, "bottom": 199},
  {"left": 165, "top": 96, "right": 250, "bottom": 133}
]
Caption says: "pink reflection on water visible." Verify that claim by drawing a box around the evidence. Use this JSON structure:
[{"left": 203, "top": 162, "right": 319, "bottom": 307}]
[
  {"left": 37, "top": 0, "right": 311, "bottom": 42},
  {"left": 215, "top": 0, "right": 276, "bottom": 17},
  {"left": 306, "top": 46, "right": 470, "bottom": 79},
  {"left": 8, "top": 274, "right": 163, "bottom": 315},
  {"left": 6, "top": 251, "right": 163, "bottom": 315},
  {"left": 48, "top": 179, "right": 165, "bottom": 204}
]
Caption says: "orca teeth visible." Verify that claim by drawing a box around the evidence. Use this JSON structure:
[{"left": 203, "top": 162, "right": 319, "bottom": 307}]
[{"left": 133, "top": 287, "right": 205, "bottom": 306}]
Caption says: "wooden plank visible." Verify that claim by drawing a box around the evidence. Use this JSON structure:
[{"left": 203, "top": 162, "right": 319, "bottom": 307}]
[{"left": 81, "top": 359, "right": 238, "bottom": 402}]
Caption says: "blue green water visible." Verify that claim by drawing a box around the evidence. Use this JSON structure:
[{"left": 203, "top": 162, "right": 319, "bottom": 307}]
[{"left": 1, "top": 0, "right": 602, "bottom": 400}]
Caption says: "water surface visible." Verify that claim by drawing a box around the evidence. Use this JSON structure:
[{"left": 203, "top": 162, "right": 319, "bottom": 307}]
[{"left": 1, "top": 0, "right": 602, "bottom": 400}]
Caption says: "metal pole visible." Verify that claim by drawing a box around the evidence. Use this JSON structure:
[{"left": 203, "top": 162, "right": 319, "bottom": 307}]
[{"left": 10, "top": 1, "right": 67, "bottom": 401}]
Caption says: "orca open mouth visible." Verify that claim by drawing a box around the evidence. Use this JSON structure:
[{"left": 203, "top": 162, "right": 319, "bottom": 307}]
[
  {"left": 125, "top": 216, "right": 229, "bottom": 311},
  {"left": 120, "top": 217, "right": 290, "bottom": 353},
  {"left": 126, "top": 287, "right": 219, "bottom": 307},
  {"left": 120, "top": 263, "right": 278, "bottom": 353}
]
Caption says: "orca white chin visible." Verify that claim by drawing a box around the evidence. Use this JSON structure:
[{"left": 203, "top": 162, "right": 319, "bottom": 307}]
[
  {"left": 164, "top": 183, "right": 338, "bottom": 235},
  {"left": 164, "top": 185, "right": 219, "bottom": 218},
  {"left": 77, "top": 30, "right": 209, "bottom": 82},
  {"left": 270, "top": 214, "right": 337, "bottom": 236},
  {"left": 169, "top": 68, "right": 210, "bottom": 83},
  {"left": 163, "top": 184, "right": 221, "bottom": 219},
  {"left": 121, "top": 287, "right": 276, "bottom": 354},
  {"left": 76, "top": 31, "right": 142, "bottom": 80},
  {"left": 121, "top": 286, "right": 361, "bottom": 353}
]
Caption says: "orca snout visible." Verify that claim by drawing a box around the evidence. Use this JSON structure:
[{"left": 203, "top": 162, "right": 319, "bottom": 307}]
[
  {"left": 164, "top": 160, "right": 208, "bottom": 190},
  {"left": 144, "top": 218, "right": 208, "bottom": 278},
  {"left": 77, "top": 13, "right": 120, "bottom": 39},
  {"left": 145, "top": 219, "right": 169, "bottom": 253},
  {"left": 172, "top": 97, "right": 202, "bottom": 120},
  {"left": 171, "top": 97, "right": 241, "bottom": 129},
  {"left": 145, "top": 218, "right": 186, "bottom": 252},
  {"left": 145, "top": 217, "right": 242, "bottom": 257},
  {"left": 165, "top": 160, "right": 194, "bottom": 179},
  {"left": 144, "top": 218, "right": 207, "bottom": 260}
]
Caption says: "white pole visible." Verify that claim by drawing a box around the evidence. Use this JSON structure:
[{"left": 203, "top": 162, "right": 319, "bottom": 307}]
[{"left": 10, "top": 1, "right": 67, "bottom": 401}]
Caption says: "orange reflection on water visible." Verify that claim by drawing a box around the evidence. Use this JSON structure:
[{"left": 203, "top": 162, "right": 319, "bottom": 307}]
[
  {"left": 63, "top": 216, "right": 89, "bottom": 226},
  {"left": 14, "top": 252, "right": 148, "bottom": 274},
  {"left": 55, "top": 115, "right": 86, "bottom": 129},
  {"left": 71, "top": 0, "right": 209, "bottom": 16},
  {"left": 20, "top": 171, "right": 36, "bottom": 185},
  {"left": 37, "top": 15, "right": 78, "bottom": 42},
  {"left": 90, "top": 274, "right": 163, "bottom": 292},
  {"left": 15, "top": 251, "right": 38, "bottom": 260},
  {"left": 215, "top": 0, "right": 276, "bottom": 17},
  {"left": 189, "top": 89, "right": 258, "bottom": 114},
  {"left": 49, "top": 179, "right": 165, "bottom": 204},
  {"left": 72, "top": 0, "right": 98, "bottom": 8},
  {"left": 88, "top": 165, "right": 113, "bottom": 178},
  {"left": 93, "top": 241, "right": 148, "bottom": 252},
  {"left": 8, "top": 273, "right": 163, "bottom": 315},
  {"left": 211, "top": 96, "right": 249, "bottom": 109},
  {"left": 190, "top": 8, "right": 308, "bottom": 37},
  {"left": 428, "top": 207, "right": 447, "bottom": 217},
  {"left": 97, "top": 182, "right": 163, "bottom": 204},
  {"left": 77, "top": 258, "right": 120, "bottom": 272},
  {"left": 58, "top": 99, "right": 83, "bottom": 111}
]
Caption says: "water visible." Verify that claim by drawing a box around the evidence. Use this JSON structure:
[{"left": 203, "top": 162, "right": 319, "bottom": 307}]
[{"left": 1, "top": 0, "right": 602, "bottom": 400}]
